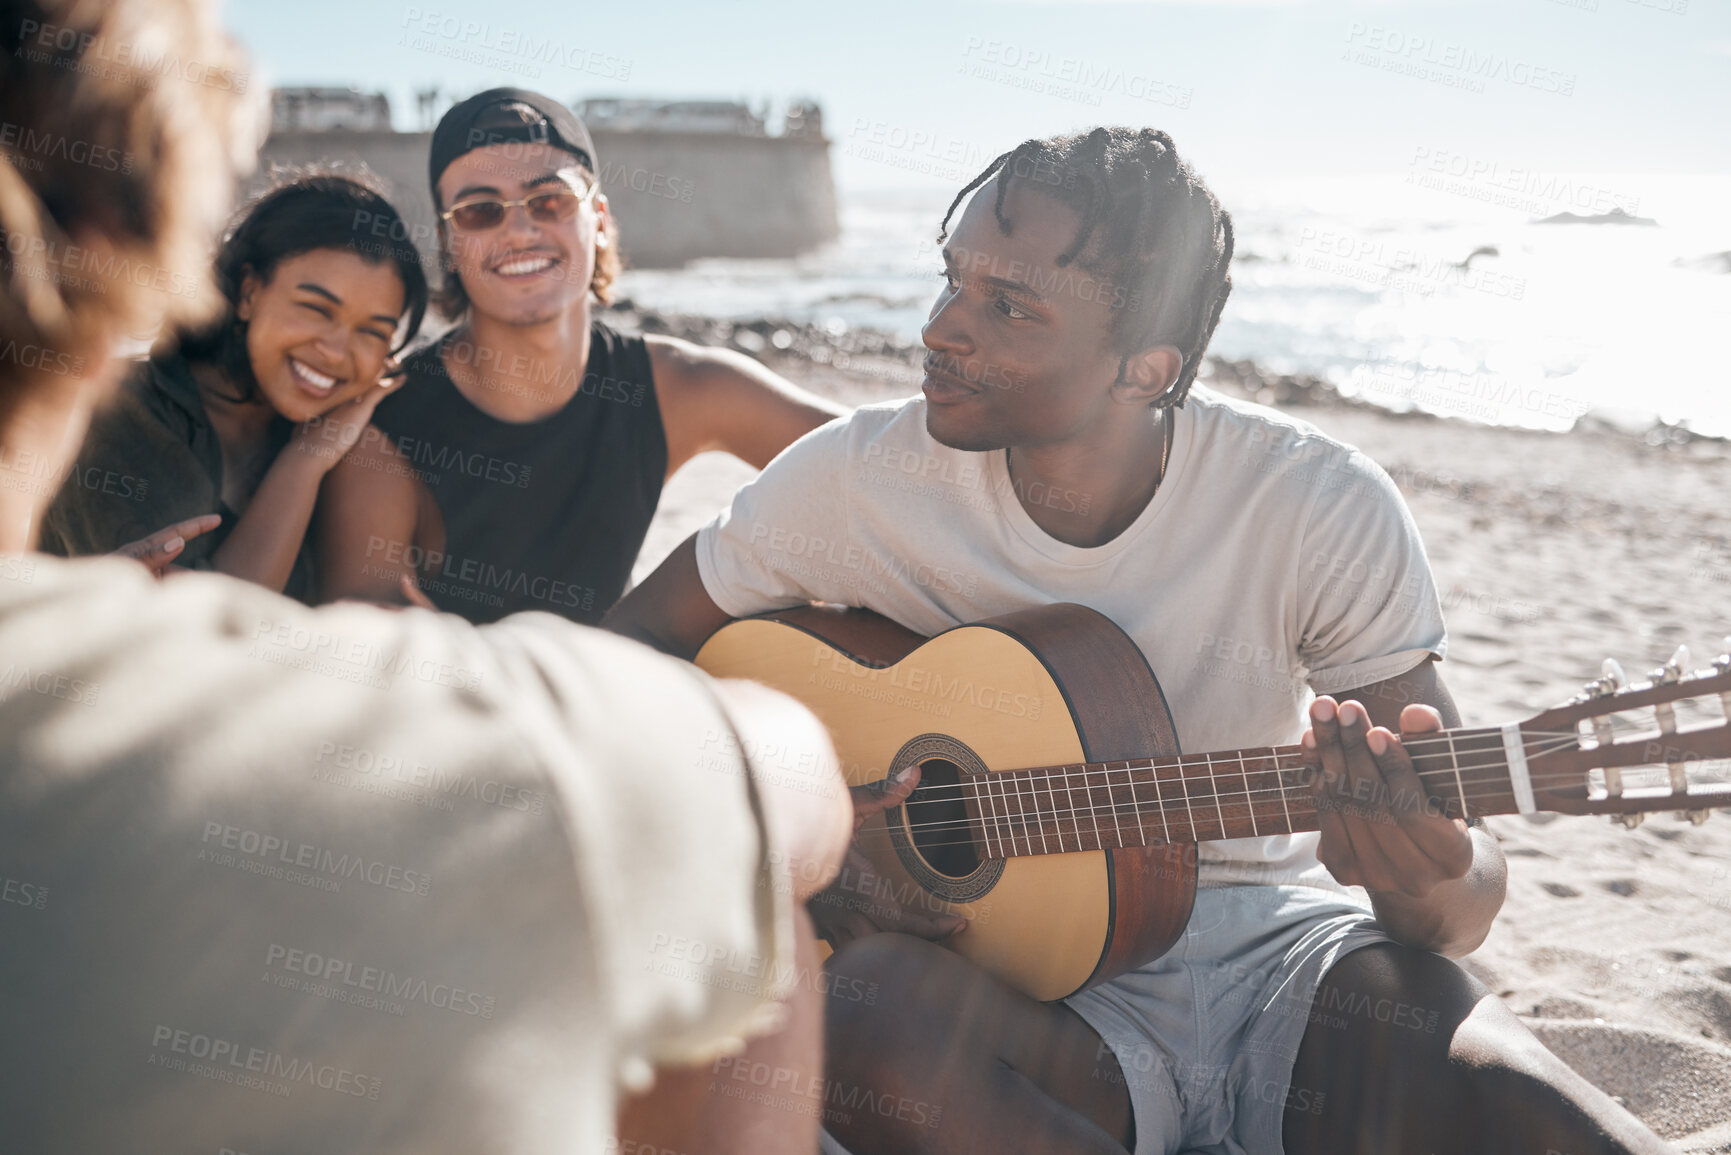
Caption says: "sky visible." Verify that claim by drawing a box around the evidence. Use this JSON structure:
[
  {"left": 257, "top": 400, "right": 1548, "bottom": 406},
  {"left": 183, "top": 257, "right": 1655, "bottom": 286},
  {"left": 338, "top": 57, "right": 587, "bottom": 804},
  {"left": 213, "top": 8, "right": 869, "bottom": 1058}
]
[{"left": 227, "top": 0, "right": 1730, "bottom": 194}]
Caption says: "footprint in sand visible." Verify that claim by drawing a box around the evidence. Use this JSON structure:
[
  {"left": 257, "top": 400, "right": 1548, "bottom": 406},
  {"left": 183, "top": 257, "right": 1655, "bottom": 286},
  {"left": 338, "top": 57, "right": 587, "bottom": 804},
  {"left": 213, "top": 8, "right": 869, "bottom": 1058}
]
[
  {"left": 1603, "top": 879, "right": 1640, "bottom": 896},
  {"left": 1541, "top": 882, "right": 1582, "bottom": 898}
]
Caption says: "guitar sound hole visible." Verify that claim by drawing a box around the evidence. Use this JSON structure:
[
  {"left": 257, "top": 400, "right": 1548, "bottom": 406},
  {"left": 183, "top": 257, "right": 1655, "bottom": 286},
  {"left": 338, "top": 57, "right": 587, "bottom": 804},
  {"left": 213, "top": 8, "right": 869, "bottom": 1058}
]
[{"left": 905, "top": 758, "right": 982, "bottom": 878}]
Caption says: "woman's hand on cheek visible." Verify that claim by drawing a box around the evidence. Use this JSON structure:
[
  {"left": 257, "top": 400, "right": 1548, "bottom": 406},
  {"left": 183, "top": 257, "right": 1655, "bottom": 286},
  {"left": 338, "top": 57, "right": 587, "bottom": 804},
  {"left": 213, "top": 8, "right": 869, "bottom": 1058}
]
[{"left": 288, "top": 360, "right": 402, "bottom": 471}]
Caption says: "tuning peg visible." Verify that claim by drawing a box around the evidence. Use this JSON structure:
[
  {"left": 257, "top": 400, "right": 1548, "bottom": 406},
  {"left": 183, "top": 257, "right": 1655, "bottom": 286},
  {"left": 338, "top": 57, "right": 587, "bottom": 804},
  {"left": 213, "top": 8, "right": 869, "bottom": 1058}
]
[
  {"left": 1650, "top": 647, "right": 1687, "bottom": 686},
  {"left": 1613, "top": 812, "right": 1645, "bottom": 829},
  {"left": 1587, "top": 658, "right": 1629, "bottom": 698},
  {"left": 1604, "top": 658, "right": 1628, "bottom": 688},
  {"left": 1575, "top": 657, "right": 1628, "bottom": 704}
]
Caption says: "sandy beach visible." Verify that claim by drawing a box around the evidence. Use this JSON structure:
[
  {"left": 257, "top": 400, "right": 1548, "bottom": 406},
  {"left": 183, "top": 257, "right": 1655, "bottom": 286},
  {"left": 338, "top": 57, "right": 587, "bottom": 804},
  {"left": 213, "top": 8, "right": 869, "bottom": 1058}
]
[{"left": 630, "top": 314, "right": 1731, "bottom": 1150}]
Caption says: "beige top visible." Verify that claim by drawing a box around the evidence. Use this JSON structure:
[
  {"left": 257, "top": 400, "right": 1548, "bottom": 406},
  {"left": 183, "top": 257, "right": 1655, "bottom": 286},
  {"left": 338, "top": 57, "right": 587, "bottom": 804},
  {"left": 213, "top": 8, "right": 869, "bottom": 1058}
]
[{"left": 0, "top": 555, "right": 794, "bottom": 1155}]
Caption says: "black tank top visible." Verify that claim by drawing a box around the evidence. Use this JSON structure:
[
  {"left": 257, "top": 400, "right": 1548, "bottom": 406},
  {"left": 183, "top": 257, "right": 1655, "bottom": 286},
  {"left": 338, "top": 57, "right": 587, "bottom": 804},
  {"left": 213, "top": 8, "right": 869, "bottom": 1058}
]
[{"left": 371, "top": 321, "right": 665, "bottom": 625}]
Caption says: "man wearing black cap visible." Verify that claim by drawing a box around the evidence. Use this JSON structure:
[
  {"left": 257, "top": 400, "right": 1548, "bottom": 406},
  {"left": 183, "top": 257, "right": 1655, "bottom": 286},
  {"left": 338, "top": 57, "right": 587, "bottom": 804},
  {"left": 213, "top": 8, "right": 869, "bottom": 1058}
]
[{"left": 317, "top": 88, "right": 846, "bottom": 622}]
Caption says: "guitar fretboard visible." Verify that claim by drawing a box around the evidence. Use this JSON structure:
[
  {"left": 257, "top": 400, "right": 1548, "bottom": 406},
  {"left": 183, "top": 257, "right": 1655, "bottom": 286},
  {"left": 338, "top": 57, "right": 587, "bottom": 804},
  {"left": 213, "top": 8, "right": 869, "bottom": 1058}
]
[{"left": 957, "top": 728, "right": 1523, "bottom": 857}]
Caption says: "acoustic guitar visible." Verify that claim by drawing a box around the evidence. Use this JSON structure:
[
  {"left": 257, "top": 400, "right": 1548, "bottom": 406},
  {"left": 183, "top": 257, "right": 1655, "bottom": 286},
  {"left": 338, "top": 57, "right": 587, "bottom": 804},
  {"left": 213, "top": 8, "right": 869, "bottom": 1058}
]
[{"left": 695, "top": 603, "right": 1731, "bottom": 1001}]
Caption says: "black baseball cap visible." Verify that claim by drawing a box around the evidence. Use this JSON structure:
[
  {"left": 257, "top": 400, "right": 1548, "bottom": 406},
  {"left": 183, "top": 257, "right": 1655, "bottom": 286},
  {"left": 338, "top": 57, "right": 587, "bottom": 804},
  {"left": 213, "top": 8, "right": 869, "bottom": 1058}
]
[{"left": 428, "top": 88, "right": 598, "bottom": 196}]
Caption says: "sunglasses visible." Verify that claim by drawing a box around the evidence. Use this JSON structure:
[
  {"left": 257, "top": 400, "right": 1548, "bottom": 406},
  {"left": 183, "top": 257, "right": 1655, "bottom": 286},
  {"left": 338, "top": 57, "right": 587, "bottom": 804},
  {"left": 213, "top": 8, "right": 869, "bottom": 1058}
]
[{"left": 440, "top": 176, "right": 599, "bottom": 232}]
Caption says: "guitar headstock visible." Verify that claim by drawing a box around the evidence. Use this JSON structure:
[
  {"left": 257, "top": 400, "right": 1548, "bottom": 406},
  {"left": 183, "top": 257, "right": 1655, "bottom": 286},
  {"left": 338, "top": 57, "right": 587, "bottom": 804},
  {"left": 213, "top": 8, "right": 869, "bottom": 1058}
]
[{"left": 1521, "top": 639, "right": 1731, "bottom": 823}]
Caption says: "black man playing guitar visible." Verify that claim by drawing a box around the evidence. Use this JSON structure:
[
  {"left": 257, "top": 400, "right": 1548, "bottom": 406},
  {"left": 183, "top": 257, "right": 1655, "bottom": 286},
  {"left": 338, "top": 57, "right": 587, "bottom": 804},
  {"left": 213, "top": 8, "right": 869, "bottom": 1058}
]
[{"left": 608, "top": 128, "right": 1670, "bottom": 1155}]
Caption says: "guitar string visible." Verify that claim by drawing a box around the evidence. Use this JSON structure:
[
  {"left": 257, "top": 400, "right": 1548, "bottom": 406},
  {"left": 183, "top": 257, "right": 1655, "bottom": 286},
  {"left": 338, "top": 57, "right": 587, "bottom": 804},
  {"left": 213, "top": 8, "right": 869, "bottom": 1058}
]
[
  {"left": 869, "top": 794, "right": 1673, "bottom": 856},
  {"left": 895, "top": 760, "right": 1595, "bottom": 821},
  {"left": 862, "top": 765, "right": 1690, "bottom": 855},
  {"left": 858, "top": 771, "right": 1725, "bottom": 858},
  {"left": 875, "top": 762, "right": 1601, "bottom": 852},
  {"left": 802, "top": 688, "right": 1726, "bottom": 855},
  {"left": 870, "top": 733, "right": 1601, "bottom": 849},
  {"left": 880, "top": 759, "right": 1593, "bottom": 848},
  {"left": 877, "top": 714, "right": 1718, "bottom": 815},
  {"left": 881, "top": 741, "right": 1597, "bottom": 840},
  {"left": 809, "top": 712, "right": 1712, "bottom": 850},
  {"left": 888, "top": 732, "right": 1587, "bottom": 827},
  {"left": 896, "top": 751, "right": 1580, "bottom": 807},
  {"left": 892, "top": 728, "right": 1581, "bottom": 802},
  {"left": 879, "top": 699, "right": 1717, "bottom": 810}
]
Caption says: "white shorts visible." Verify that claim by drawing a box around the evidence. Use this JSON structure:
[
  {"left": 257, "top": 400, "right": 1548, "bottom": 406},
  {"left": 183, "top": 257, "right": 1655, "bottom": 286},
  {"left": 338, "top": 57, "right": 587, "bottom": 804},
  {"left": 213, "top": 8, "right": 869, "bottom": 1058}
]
[{"left": 1065, "top": 885, "right": 1393, "bottom": 1155}]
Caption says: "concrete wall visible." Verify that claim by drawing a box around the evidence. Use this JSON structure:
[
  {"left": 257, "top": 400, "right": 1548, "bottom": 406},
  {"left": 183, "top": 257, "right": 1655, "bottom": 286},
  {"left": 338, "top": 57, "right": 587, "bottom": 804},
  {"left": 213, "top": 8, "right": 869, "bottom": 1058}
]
[
  {"left": 253, "top": 128, "right": 839, "bottom": 271},
  {"left": 253, "top": 131, "right": 438, "bottom": 264},
  {"left": 587, "top": 130, "right": 839, "bottom": 267}
]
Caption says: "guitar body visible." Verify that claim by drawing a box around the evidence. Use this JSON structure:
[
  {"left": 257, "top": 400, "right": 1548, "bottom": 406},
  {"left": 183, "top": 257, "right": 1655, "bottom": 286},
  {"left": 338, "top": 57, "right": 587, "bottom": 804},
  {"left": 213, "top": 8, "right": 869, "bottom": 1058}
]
[
  {"left": 699, "top": 607, "right": 1731, "bottom": 993},
  {"left": 695, "top": 602, "right": 1196, "bottom": 1002}
]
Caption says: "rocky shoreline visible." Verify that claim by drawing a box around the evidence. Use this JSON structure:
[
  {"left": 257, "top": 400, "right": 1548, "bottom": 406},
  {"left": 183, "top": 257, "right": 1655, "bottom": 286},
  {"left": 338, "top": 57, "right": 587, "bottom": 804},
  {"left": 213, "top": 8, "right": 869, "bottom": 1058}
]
[{"left": 609, "top": 302, "right": 1723, "bottom": 450}]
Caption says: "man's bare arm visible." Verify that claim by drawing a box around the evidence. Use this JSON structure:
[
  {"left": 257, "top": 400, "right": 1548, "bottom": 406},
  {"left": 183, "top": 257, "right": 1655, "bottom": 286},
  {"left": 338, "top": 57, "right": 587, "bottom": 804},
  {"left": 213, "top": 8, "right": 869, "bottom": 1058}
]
[
  {"left": 1313, "top": 660, "right": 1508, "bottom": 957},
  {"left": 603, "top": 533, "right": 734, "bottom": 660},
  {"left": 1344, "top": 657, "right": 1461, "bottom": 733},
  {"left": 647, "top": 335, "right": 847, "bottom": 475},
  {"left": 314, "top": 430, "right": 427, "bottom": 605}
]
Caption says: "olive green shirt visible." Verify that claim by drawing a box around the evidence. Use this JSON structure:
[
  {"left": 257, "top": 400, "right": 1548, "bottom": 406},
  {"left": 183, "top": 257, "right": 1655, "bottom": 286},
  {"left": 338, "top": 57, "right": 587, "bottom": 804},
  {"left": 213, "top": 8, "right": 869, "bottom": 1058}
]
[{"left": 38, "top": 354, "right": 319, "bottom": 602}]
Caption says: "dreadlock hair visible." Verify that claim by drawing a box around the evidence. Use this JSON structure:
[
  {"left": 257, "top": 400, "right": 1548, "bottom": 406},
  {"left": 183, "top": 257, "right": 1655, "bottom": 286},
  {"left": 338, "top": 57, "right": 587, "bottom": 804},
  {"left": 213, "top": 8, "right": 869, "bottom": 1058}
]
[{"left": 937, "top": 127, "right": 1234, "bottom": 409}]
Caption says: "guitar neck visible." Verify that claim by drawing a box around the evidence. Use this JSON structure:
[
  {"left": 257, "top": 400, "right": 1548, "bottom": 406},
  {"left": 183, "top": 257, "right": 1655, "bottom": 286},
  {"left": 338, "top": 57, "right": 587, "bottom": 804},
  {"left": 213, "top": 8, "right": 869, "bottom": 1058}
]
[{"left": 962, "top": 727, "right": 1526, "bottom": 858}]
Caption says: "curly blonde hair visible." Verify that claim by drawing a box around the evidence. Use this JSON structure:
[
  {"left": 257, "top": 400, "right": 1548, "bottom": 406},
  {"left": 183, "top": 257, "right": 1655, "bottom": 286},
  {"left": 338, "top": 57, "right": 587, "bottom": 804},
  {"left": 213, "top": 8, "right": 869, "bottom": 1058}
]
[{"left": 0, "top": 0, "right": 262, "bottom": 381}]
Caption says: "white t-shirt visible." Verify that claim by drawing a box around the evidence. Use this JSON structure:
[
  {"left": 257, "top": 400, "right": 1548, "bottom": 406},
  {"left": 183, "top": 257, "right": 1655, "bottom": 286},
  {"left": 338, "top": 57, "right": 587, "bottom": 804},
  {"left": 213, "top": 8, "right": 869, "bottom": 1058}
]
[
  {"left": 696, "top": 387, "right": 1446, "bottom": 892},
  {"left": 0, "top": 556, "right": 794, "bottom": 1155}
]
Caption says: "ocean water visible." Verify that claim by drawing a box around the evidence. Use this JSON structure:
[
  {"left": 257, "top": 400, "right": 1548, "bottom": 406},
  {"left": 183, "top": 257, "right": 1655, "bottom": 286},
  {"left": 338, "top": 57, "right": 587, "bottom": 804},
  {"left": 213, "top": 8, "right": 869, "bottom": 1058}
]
[{"left": 616, "top": 175, "right": 1731, "bottom": 438}]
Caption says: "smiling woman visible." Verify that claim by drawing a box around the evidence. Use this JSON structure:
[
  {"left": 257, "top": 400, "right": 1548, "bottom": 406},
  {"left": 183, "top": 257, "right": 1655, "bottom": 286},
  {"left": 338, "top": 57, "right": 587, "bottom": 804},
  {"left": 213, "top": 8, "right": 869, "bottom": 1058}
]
[{"left": 38, "top": 171, "right": 429, "bottom": 600}]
